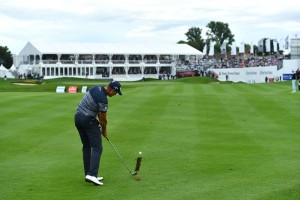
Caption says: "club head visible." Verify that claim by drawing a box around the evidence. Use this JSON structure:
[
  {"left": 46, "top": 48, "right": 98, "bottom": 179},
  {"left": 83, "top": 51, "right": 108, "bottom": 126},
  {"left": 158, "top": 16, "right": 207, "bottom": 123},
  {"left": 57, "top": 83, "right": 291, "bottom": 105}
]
[{"left": 132, "top": 171, "right": 138, "bottom": 176}]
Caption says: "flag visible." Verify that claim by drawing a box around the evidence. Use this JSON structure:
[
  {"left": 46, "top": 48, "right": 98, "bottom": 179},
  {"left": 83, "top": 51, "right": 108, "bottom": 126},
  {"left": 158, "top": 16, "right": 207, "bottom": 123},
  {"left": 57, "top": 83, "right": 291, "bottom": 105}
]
[
  {"left": 220, "top": 42, "right": 227, "bottom": 55},
  {"left": 231, "top": 42, "right": 236, "bottom": 55},
  {"left": 239, "top": 42, "right": 245, "bottom": 53},
  {"left": 285, "top": 35, "right": 289, "bottom": 49},
  {"left": 209, "top": 43, "right": 214, "bottom": 56},
  {"left": 266, "top": 39, "right": 271, "bottom": 52},
  {"left": 203, "top": 44, "right": 207, "bottom": 55},
  {"left": 258, "top": 39, "right": 263, "bottom": 52},
  {"left": 279, "top": 38, "right": 284, "bottom": 51},
  {"left": 250, "top": 42, "right": 254, "bottom": 54},
  {"left": 273, "top": 40, "right": 278, "bottom": 52}
]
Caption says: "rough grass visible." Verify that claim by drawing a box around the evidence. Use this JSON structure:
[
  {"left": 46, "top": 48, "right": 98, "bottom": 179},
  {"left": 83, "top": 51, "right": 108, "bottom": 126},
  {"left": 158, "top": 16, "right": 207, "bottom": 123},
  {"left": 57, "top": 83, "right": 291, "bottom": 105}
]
[{"left": 0, "top": 77, "right": 299, "bottom": 200}]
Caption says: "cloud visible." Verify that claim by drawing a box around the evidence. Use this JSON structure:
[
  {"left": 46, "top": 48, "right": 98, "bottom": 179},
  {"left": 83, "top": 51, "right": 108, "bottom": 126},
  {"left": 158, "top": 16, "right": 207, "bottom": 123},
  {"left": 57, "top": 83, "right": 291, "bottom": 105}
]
[{"left": 1, "top": 0, "right": 299, "bottom": 54}]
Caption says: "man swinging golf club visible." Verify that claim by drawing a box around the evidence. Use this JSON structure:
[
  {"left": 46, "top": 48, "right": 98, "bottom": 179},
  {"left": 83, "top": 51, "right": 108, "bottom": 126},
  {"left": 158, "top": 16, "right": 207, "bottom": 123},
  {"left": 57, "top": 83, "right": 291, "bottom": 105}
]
[{"left": 74, "top": 81, "right": 122, "bottom": 186}]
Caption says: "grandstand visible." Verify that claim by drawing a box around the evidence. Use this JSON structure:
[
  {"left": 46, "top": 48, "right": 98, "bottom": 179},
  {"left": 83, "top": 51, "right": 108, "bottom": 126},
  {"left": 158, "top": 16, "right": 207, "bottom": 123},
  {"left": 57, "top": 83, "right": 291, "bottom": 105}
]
[
  {"left": 12, "top": 38, "right": 300, "bottom": 82},
  {"left": 15, "top": 42, "right": 204, "bottom": 81}
]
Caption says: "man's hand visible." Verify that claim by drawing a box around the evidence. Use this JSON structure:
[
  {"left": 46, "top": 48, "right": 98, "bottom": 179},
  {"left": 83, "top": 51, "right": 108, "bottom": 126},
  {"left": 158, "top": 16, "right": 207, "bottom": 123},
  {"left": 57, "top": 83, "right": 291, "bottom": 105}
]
[{"left": 102, "top": 130, "right": 108, "bottom": 138}]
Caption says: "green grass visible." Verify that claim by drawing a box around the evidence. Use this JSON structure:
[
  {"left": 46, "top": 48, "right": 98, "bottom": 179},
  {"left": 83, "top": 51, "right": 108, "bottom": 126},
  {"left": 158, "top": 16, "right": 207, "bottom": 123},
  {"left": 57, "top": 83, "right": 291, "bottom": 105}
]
[{"left": 0, "top": 77, "right": 299, "bottom": 200}]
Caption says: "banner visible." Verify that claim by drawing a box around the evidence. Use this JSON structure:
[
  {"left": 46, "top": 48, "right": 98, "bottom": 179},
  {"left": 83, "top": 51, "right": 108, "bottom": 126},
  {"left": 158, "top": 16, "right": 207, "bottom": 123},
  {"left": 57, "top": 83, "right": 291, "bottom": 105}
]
[
  {"left": 211, "top": 66, "right": 277, "bottom": 83},
  {"left": 56, "top": 86, "right": 66, "bottom": 93},
  {"left": 266, "top": 39, "right": 271, "bottom": 52},
  {"left": 68, "top": 86, "right": 78, "bottom": 93},
  {"left": 258, "top": 39, "right": 264, "bottom": 52},
  {"left": 250, "top": 42, "right": 254, "bottom": 54},
  {"left": 209, "top": 43, "right": 214, "bottom": 56},
  {"left": 220, "top": 42, "right": 226, "bottom": 55},
  {"left": 82, "top": 86, "right": 88, "bottom": 93},
  {"left": 273, "top": 40, "right": 278, "bottom": 52},
  {"left": 231, "top": 42, "right": 236, "bottom": 55},
  {"left": 279, "top": 38, "right": 284, "bottom": 51},
  {"left": 239, "top": 42, "right": 245, "bottom": 53},
  {"left": 283, "top": 74, "right": 293, "bottom": 80},
  {"left": 203, "top": 44, "right": 207, "bottom": 55},
  {"left": 285, "top": 35, "right": 289, "bottom": 49}
]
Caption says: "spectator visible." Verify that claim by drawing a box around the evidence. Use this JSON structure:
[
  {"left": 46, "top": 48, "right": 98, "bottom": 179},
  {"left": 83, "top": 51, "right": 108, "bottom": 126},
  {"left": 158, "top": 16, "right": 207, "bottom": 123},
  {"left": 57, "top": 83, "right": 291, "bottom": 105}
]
[{"left": 291, "top": 71, "right": 296, "bottom": 93}]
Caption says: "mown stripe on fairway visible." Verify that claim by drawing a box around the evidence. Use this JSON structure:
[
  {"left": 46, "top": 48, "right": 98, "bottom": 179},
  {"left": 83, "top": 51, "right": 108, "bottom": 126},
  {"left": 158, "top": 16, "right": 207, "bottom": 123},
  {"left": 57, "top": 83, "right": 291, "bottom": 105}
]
[
  {"left": 193, "top": 85, "right": 269, "bottom": 179},
  {"left": 0, "top": 92, "right": 81, "bottom": 157},
  {"left": 217, "top": 85, "right": 300, "bottom": 181},
  {"left": 0, "top": 92, "right": 84, "bottom": 200},
  {"left": 106, "top": 83, "right": 173, "bottom": 153}
]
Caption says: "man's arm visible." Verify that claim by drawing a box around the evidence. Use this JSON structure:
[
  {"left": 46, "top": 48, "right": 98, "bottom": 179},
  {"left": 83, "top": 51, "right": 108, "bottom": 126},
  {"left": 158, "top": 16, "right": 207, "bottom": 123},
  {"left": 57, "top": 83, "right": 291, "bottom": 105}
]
[{"left": 98, "top": 112, "right": 107, "bottom": 137}]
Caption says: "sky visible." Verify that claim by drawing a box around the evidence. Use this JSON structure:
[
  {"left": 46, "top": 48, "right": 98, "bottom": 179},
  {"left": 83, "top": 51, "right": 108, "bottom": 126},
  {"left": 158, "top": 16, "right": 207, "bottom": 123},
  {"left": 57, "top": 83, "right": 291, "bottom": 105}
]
[{"left": 1, "top": 0, "right": 300, "bottom": 55}]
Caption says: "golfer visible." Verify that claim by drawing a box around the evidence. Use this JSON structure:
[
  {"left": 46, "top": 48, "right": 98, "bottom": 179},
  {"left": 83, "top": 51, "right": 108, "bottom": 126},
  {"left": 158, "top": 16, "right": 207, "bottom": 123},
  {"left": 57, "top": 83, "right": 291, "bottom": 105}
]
[{"left": 74, "top": 81, "right": 122, "bottom": 186}]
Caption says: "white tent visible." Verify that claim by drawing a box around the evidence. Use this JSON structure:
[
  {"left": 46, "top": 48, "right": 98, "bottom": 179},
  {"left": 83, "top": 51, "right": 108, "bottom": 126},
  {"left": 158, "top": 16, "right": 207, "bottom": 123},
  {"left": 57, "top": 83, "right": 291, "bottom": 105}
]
[
  {"left": 0, "top": 64, "right": 15, "bottom": 78},
  {"left": 9, "top": 64, "right": 17, "bottom": 72},
  {"left": 0, "top": 64, "right": 6, "bottom": 70},
  {"left": 0, "top": 64, "right": 8, "bottom": 78},
  {"left": 8, "top": 64, "right": 17, "bottom": 78}
]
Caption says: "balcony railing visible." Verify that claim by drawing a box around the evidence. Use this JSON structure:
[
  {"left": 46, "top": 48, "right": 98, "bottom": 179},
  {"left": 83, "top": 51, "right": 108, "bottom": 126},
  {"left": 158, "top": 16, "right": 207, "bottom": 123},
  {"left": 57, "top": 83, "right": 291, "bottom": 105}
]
[
  {"left": 42, "top": 60, "right": 58, "bottom": 64},
  {"left": 61, "top": 60, "right": 75, "bottom": 64},
  {"left": 111, "top": 60, "right": 126, "bottom": 64},
  {"left": 78, "top": 60, "right": 93, "bottom": 64},
  {"left": 95, "top": 60, "right": 109, "bottom": 64}
]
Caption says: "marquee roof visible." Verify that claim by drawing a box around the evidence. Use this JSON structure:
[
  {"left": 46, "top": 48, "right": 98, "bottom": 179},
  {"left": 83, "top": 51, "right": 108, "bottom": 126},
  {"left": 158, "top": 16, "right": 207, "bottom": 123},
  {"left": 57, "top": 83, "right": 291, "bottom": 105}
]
[{"left": 18, "top": 41, "right": 203, "bottom": 56}]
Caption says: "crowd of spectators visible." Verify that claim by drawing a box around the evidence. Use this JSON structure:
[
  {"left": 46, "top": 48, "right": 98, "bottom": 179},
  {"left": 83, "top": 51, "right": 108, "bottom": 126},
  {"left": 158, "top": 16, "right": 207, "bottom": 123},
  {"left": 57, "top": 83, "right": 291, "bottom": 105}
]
[
  {"left": 176, "top": 54, "right": 286, "bottom": 72},
  {"left": 18, "top": 72, "right": 43, "bottom": 80},
  {"left": 200, "top": 55, "right": 284, "bottom": 69}
]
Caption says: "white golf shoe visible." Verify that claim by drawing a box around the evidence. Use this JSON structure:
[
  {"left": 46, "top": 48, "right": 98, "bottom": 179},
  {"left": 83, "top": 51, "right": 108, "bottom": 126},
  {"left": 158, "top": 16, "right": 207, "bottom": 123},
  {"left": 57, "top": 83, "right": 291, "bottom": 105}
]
[{"left": 85, "top": 175, "right": 103, "bottom": 186}]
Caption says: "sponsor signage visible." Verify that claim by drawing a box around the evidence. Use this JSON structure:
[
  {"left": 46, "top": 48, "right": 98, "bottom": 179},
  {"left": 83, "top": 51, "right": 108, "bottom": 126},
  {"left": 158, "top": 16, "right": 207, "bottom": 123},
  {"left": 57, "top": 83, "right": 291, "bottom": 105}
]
[
  {"left": 56, "top": 86, "right": 66, "bottom": 93},
  {"left": 82, "top": 86, "right": 88, "bottom": 93},
  {"left": 211, "top": 66, "right": 280, "bottom": 83},
  {"left": 68, "top": 86, "right": 78, "bottom": 93},
  {"left": 283, "top": 74, "right": 293, "bottom": 80}
]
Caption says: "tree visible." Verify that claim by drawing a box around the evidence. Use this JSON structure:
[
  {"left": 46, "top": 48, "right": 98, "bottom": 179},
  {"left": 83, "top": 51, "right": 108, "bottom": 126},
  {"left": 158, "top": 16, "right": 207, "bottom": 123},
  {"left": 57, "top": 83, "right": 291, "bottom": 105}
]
[
  {"left": 245, "top": 44, "right": 250, "bottom": 54},
  {"left": 0, "top": 46, "right": 13, "bottom": 69},
  {"left": 206, "top": 21, "right": 235, "bottom": 47},
  {"left": 178, "top": 27, "right": 205, "bottom": 52}
]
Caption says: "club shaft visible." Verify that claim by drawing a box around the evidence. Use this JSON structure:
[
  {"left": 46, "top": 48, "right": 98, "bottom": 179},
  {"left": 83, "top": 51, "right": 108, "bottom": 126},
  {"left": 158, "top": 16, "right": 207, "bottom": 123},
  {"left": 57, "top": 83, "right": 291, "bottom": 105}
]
[{"left": 105, "top": 137, "right": 134, "bottom": 175}]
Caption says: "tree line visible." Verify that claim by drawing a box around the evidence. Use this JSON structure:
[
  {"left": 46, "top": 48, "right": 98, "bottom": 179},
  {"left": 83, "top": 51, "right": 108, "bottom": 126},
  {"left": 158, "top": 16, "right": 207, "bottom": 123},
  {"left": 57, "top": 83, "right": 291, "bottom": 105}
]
[{"left": 178, "top": 21, "right": 284, "bottom": 57}]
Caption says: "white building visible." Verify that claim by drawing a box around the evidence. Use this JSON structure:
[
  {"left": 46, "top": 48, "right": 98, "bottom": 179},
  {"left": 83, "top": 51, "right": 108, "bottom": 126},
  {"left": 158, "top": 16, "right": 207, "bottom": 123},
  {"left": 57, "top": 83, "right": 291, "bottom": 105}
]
[{"left": 15, "top": 42, "right": 203, "bottom": 81}]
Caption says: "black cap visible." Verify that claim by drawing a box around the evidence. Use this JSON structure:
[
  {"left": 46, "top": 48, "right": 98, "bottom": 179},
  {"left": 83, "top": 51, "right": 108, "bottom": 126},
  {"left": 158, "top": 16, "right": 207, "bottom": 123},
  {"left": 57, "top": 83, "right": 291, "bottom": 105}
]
[{"left": 108, "top": 81, "right": 122, "bottom": 95}]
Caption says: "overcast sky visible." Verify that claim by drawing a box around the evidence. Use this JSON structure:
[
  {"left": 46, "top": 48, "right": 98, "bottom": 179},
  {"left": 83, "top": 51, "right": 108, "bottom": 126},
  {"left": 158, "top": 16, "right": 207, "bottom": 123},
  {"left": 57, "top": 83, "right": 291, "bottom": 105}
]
[{"left": 1, "top": 0, "right": 300, "bottom": 54}]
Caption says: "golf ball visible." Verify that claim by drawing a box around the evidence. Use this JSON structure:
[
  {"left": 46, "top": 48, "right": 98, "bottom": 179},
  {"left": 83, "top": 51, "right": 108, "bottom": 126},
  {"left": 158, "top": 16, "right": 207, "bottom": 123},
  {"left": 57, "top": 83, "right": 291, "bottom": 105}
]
[{"left": 139, "top": 151, "right": 142, "bottom": 155}]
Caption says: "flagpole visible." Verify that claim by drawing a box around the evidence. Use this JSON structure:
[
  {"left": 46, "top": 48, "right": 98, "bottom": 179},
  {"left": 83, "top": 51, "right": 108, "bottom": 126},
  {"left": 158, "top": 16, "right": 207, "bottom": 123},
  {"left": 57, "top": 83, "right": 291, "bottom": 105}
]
[
  {"left": 253, "top": 46, "right": 255, "bottom": 67},
  {"left": 254, "top": 49, "right": 256, "bottom": 67}
]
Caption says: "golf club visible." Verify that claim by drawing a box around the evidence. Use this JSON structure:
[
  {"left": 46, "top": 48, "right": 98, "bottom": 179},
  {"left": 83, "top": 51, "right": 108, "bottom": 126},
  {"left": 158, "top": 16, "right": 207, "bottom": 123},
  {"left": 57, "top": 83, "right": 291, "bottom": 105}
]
[{"left": 105, "top": 137, "right": 137, "bottom": 176}]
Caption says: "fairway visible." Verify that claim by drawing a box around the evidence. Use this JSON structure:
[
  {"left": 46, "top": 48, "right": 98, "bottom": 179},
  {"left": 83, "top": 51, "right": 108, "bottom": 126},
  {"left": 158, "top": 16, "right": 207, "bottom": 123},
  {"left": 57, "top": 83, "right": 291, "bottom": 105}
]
[{"left": 0, "top": 78, "right": 299, "bottom": 200}]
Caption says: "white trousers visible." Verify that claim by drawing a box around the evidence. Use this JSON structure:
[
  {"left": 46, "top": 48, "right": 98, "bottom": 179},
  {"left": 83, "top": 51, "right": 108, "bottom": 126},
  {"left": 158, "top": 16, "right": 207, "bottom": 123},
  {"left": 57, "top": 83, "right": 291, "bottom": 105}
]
[{"left": 292, "top": 79, "right": 296, "bottom": 92}]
